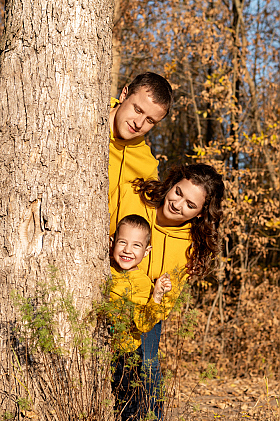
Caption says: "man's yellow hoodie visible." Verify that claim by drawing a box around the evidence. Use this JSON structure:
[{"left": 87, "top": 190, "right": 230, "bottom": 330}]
[
  {"left": 109, "top": 98, "right": 159, "bottom": 201},
  {"left": 109, "top": 183, "right": 192, "bottom": 320},
  {"left": 110, "top": 266, "right": 166, "bottom": 352}
]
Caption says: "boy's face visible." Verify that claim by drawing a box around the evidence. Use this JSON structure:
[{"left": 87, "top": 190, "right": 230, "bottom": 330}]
[
  {"left": 112, "top": 223, "right": 151, "bottom": 271},
  {"left": 112, "top": 86, "right": 166, "bottom": 141}
]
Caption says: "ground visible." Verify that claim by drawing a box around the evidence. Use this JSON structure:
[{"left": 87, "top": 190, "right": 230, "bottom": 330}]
[{"left": 165, "top": 375, "right": 280, "bottom": 420}]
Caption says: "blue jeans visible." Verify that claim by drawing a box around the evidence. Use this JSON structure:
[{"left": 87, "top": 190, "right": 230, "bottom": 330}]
[
  {"left": 141, "top": 321, "right": 163, "bottom": 420},
  {"left": 112, "top": 347, "right": 144, "bottom": 420}
]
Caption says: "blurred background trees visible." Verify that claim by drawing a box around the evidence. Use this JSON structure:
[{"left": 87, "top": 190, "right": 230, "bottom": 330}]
[{"left": 111, "top": 0, "right": 280, "bottom": 376}]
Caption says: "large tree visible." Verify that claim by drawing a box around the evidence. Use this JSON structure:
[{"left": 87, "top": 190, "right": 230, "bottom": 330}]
[{"left": 0, "top": 0, "right": 113, "bottom": 417}]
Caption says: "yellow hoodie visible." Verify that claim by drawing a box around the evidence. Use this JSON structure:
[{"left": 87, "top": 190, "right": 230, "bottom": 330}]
[
  {"left": 110, "top": 266, "right": 166, "bottom": 352},
  {"left": 109, "top": 183, "right": 192, "bottom": 319},
  {"left": 109, "top": 98, "right": 159, "bottom": 202}
]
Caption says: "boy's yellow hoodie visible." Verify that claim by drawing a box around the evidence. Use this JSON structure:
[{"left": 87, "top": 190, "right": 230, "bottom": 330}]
[
  {"left": 109, "top": 183, "right": 192, "bottom": 320},
  {"left": 109, "top": 98, "right": 159, "bottom": 201},
  {"left": 110, "top": 266, "right": 166, "bottom": 352}
]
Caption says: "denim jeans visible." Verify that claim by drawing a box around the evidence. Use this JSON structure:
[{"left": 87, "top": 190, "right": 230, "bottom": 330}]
[
  {"left": 141, "top": 321, "right": 163, "bottom": 420},
  {"left": 112, "top": 347, "right": 144, "bottom": 420}
]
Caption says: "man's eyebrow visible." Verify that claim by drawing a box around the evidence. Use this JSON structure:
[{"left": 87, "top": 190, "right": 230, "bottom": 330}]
[
  {"left": 133, "top": 103, "right": 157, "bottom": 123},
  {"left": 133, "top": 102, "right": 143, "bottom": 112}
]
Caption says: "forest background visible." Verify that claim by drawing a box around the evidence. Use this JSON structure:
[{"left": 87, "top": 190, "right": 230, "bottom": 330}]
[
  {"left": 0, "top": 0, "right": 280, "bottom": 417},
  {"left": 110, "top": 0, "right": 280, "bottom": 383}
]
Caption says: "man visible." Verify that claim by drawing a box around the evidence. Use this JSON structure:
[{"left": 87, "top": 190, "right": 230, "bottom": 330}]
[
  {"left": 109, "top": 72, "right": 173, "bottom": 200},
  {"left": 108, "top": 72, "right": 173, "bottom": 420}
]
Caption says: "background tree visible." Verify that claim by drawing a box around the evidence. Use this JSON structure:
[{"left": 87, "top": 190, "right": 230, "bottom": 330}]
[
  {"left": 111, "top": 0, "right": 280, "bottom": 379},
  {"left": 0, "top": 0, "right": 113, "bottom": 417}
]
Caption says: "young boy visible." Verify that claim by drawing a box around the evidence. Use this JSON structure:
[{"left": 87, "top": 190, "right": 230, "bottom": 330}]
[
  {"left": 109, "top": 214, "right": 171, "bottom": 420},
  {"left": 110, "top": 213, "right": 171, "bottom": 351}
]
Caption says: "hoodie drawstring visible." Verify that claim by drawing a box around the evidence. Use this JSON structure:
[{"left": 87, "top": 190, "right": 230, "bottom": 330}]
[{"left": 116, "top": 145, "right": 127, "bottom": 225}]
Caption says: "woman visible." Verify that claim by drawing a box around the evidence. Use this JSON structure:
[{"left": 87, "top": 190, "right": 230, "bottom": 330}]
[{"left": 109, "top": 163, "right": 224, "bottom": 419}]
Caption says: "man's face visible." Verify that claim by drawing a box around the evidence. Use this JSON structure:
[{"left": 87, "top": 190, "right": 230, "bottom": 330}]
[
  {"left": 112, "top": 223, "right": 151, "bottom": 271},
  {"left": 112, "top": 87, "right": 167, "bottom": 140}
]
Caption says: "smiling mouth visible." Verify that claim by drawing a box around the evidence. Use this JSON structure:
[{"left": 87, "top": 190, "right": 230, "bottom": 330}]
[
  {"left": 127, "top": 123, "right": 138, "bottom": 134},
  {"left": 169, "top": 203, "right": 180, "bottom": 214},
  {"left": 120, "top": 256, "right": 134, "bottom": 262}
]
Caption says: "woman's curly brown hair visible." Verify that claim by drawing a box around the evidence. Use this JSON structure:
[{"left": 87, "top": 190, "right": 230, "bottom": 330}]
[{"left": 132, "top": 163, "right": 224, "bottom": 276}]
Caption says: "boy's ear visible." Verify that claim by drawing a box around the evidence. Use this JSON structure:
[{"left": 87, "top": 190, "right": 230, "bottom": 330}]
[
  {"left": 144, "top": 245, "right": 152, "bottom": 258},
  {"left": 109, "top": 236, "right": 114, "bottom": 255},
  {"left": 119, "top": 86, "right": 128, "bottom": 103}
]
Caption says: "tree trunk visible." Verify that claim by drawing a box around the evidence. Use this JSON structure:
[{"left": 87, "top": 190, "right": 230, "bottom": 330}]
[{"left": 0, "top": 0, "right": 113, "bottom": 417}]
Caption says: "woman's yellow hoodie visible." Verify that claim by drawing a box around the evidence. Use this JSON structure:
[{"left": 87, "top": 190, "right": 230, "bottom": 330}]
[
  {"left": 110, "top": 266, "right": 166, "bottom": 352},
  {"left": 109, "top": 183, "right": 192, "bottom": 320},
  {"left": 109, "top": 98, "right": 158, "bottom": 202}
]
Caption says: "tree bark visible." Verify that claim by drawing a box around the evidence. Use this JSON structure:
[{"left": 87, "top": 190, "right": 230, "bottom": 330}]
[{"left": 0, "top": 0, "right": 113, "bottom": 416}]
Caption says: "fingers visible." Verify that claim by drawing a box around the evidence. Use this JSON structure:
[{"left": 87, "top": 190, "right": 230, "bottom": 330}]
[
  {"left": 152, "top": 278, "right": 172, "bottom": 303},
  {"left": 158, "top": 272, "right": 170, "bottom": 281},
  {"left": 160, "top": 279, "right": 172, "bottom": 293},
  {"left": 161, "top": 279, "right": 172, "bottom": 287},
  {"left": 153, "top": 273, "right": 172, "bottom": 296}
]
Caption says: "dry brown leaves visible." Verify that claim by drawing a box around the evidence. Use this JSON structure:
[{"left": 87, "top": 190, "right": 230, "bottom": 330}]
[{"left": 159, "top": 276, "right": 280, "bottom": 420}]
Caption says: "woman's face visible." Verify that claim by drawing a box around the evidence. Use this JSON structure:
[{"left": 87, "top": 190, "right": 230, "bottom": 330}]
[{"left": 157, "top": 178, "right": 206, "bottom": 227}]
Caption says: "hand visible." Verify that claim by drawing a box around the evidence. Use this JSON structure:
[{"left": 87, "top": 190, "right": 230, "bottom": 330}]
[{"left": 152, "top": 273, "right": 172, "bottom": 304}]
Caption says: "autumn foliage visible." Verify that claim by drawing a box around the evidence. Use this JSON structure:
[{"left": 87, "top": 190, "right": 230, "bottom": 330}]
[{"left": 112, "top": 0, "right": 280, "bottom": 380}]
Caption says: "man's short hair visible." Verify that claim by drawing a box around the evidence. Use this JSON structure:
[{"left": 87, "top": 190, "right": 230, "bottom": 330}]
[
  {"left": 115, "top": 214, "right": 151, "bottom": 246},
  {"left": 127, "top": 72, "right": 173, "bottom": 116}
]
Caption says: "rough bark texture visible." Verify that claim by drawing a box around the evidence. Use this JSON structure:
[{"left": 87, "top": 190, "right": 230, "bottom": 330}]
[{"left": 0, "top": 0, "right": 113, "bottom": 417}]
